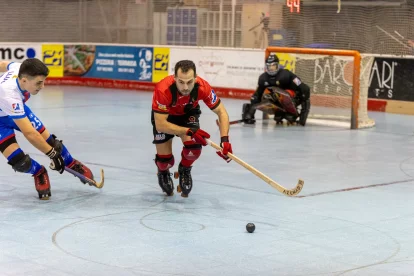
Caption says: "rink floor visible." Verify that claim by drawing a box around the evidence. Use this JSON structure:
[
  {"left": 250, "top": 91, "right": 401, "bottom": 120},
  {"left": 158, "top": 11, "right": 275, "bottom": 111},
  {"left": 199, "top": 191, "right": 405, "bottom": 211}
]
[{"left": 0, "top": 86, "right": 414, "bottom": 276}]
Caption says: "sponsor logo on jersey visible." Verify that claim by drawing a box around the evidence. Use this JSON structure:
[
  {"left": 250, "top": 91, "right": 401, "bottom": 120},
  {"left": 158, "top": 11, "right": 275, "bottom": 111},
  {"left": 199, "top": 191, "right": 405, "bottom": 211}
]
[
  {"left": 293, "top": 77, "right": 301, "bottom": 86},
  {"left": 157, "top": 100, "right": 167, "bottom": 111},
  {"left": 12, "top": 103, "right": 21, "bottom": 111},
  {"left": 155, "top": 133, "right": 166, "bottom": 140},
  {"left": 210, "top": 89, "right": 217, "bottom": 104},
  {"left": 187, "top": 116, "right": 198, "bottom": 125}
]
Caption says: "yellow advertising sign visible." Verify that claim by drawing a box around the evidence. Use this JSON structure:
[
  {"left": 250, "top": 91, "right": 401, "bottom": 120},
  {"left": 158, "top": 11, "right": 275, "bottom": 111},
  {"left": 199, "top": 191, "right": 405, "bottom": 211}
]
[
  {"left": 273, "top": 53, "right": 296, "bottom": 73},
  {"left": 152, "top": 47, "right": 170, "bottom": 83},
  {"left": 42, "top": 44, "right": 64, "bottom": 77}
]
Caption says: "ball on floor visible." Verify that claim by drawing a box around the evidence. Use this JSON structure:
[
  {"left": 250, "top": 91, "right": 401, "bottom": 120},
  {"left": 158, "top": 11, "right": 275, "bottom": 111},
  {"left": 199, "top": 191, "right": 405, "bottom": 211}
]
[{"left": 246, "top": 223, "right": 255, "bottom": 233}]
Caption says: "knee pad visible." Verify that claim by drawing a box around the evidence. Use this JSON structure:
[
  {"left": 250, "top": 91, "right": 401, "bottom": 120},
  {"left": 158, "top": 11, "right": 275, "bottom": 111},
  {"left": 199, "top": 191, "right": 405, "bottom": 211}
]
[
  {"left": 8, "top": 151, "right": 32, "bottom": 173},
  {"left": 47, "top": 134, "right": 63, "bottom": 154},
  {"left": 0, "top": 135, "right": 17, "bottom": 153},
  {"left": 182, "top": 141, "right": 201, "bottom": 161},
  {"left": 155, "top": 154, "right": 175, "bottom": 171}
]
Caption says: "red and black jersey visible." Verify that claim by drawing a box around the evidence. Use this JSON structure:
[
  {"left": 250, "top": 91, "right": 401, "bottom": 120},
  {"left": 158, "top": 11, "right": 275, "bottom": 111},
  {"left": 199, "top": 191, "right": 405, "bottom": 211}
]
[{"left": 152, "top": 75, "right": 221, "bottom": 115}]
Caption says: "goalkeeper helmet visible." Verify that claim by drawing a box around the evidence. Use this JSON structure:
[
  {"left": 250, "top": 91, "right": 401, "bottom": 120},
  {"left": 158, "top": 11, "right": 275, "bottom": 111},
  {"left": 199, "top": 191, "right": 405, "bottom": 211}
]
[{"left": 265, "top": 54, "right": 280, "bottom": 76}]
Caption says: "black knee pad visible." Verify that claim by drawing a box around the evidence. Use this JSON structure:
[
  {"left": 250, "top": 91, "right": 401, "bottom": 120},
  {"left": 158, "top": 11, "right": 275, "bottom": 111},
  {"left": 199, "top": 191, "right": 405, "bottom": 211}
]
[
  {"left": 47, "top": 134, "right": 63, "bottom": 154},
  {"left": 8, "top": 151, "right": 32, "bottom": 173},
  {"left": 0, "top": 135, "right": 17, "bottom": 153}
]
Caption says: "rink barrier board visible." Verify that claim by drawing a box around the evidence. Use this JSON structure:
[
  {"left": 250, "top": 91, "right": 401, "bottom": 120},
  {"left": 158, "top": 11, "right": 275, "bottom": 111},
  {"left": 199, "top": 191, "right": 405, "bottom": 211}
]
[
  {"left": 45, "top": 77, "right": 390, "bottom": 112},
  {"left": 0, "top": 43, "right": 408, "bottom": 114}
]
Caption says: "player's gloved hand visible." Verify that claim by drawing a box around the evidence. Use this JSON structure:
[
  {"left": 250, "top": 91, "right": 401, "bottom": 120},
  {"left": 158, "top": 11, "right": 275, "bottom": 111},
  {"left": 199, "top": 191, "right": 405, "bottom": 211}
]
[
  {"left": 46, "top": 148, "right": 65, "bottom": 174},
  {"left": 216, "top": 136, "right": 233, "bottom": 163},
  {"left": 186, "top": 128, "right": 210, "bottom": 146}
]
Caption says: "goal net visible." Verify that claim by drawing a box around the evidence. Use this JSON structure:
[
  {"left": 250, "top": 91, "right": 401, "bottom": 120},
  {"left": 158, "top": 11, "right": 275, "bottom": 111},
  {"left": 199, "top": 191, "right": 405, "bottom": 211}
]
[{"left": 266, "top": 47, "right": 375, "bottom": 129}]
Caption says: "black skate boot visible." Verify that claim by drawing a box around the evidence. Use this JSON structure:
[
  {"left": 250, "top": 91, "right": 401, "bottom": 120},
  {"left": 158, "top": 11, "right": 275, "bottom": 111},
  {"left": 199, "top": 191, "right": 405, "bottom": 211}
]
[
  {"left": 157, "top": 170, "right": 174, "bottom": 196},
  {"left": 175, "top": 164, "right": 192, "bottom": 198},
  {"left": 242, "top": 103, "right": 256, "bottom": 124},
  {"left": 273, "top": 109, "right": 284, "bottom": 125},
  {"left": 33, "top": 166, "right": 51, "bottom": 200},
  {"left": 299, "top": 99, "right": 310, "bottom": 126}
]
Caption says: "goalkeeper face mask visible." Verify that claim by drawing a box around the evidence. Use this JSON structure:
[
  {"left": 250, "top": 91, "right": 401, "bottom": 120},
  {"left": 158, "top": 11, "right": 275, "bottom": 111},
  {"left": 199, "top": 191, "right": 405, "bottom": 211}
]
[{"left": 266, "top": 61, "right": 279, "bottom": 76}]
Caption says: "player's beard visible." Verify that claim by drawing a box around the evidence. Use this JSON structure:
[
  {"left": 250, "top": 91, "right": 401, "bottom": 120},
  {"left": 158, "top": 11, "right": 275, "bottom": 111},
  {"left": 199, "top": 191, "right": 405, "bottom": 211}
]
[{"left": 179, "top": 89, "right": 191, "bottom": 96}]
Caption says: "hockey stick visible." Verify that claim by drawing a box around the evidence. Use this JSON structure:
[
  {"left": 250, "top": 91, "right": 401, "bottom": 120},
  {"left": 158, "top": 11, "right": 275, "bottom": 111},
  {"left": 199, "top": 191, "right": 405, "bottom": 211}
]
[
  {"left": 206, "top": 139, "right": 304, "bottom": 196},
  {"left": 216, "top": 118, "right": 244, "bottom": 126},
  {"left": 216, "top": 117, "right": 271, "bottom": 127},
  {"left": 65, "top": 167, "right": 105, "bottom": 189},
  {"left": 217, "top": 101, "right": 284, "bottom": 126}
]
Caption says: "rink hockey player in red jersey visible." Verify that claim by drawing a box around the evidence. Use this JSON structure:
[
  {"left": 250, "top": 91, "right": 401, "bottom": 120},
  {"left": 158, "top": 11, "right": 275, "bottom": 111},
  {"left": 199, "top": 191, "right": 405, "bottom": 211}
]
[
  {"left": 151, "top": 60, "right": 232, "bottom": 197},
  {"left": 0, "top": 58, "right": 96, "bottom": 200}
]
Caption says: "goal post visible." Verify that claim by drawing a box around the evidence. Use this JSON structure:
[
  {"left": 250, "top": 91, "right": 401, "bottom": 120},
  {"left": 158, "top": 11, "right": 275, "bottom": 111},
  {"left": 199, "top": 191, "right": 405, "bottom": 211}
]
[{"left": 265, "top": 47, "right": 375, "bottom": 129}]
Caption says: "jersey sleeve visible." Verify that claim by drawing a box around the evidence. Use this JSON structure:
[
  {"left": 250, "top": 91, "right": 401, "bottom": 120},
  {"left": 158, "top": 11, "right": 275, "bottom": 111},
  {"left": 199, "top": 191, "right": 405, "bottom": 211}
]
[
  {"left": 151, "top": 87, "right": 171, "bottom": 114},
  {"left": 201, "top": 81, "right": 221, "bottom": 110},
  {"left": 0, "top": 96, "right": 26, "bottom": 119},
  {"left": 287, "top": 70, "right": 302, "bottom": 90}
]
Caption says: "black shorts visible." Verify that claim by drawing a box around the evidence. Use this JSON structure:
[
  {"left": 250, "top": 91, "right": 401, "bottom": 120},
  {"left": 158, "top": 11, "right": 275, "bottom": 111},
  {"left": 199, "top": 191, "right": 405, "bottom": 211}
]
[{"left": 151, "top": 108, "right": 201, "bottom": 144}]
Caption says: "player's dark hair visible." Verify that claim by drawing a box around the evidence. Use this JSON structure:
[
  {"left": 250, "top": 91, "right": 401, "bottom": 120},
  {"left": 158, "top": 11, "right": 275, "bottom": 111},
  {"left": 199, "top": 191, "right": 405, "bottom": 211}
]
[
  {"left": 18, "top": 58, "right": 49, "bottom": 79},
  {"left": 174, "top": 60, "right": 196, "bottom": 76}
]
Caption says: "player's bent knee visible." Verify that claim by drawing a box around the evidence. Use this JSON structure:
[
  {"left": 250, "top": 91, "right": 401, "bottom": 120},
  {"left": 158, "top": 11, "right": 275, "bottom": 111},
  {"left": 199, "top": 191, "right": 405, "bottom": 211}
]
[
  {"left": 0, "top": 135, "right": 17, "bottom": 153},
  {"left": 47, "top": 134, "right": 63, "bottom": 154},
  {"left": 8, "top": 151, "right": 32, "bottom": 173},
  {"left": 155, "top": 154, "right": 175, "bottom": 171},
  {"left": 182, "top": 142, "right": 202, "bottom": 161}
]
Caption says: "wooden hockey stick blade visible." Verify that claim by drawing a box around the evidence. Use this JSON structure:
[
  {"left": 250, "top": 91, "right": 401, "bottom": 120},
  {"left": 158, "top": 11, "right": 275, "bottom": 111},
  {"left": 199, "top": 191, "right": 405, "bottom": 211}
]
[
  {"left": 65, "top": 167, "right": 105, "bottom": 189},
  {"left": 206, "top": 139, "right": 304, "bottom": 196}
]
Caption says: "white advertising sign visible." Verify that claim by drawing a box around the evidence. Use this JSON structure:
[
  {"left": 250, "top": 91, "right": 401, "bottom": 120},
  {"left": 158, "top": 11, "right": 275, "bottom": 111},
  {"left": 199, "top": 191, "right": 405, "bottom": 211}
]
[
  {"left": 0, "top": 44, "right": 42, "bottom": 62},
  {"left": 169, "top": 47, "right": 265, "bottom": 89}
]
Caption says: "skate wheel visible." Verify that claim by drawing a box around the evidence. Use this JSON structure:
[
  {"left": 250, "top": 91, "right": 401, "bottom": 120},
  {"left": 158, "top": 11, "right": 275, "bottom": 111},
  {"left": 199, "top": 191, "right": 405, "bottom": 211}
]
[
  {"left": 174, "top": 171, "right": 179, "bottom": 179},
  {"left": 181, "top": 193, "right": 188, "bottom": 198},
  {"left": 177, "top": 185, "right": 182, "bottom": 193}
]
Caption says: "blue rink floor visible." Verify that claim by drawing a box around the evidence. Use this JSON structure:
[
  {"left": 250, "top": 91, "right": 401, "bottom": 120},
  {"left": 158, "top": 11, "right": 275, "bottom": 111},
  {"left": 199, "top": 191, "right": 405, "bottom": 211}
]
[{"left": 0, "top": 86, "right": 414, "bottom": 276}]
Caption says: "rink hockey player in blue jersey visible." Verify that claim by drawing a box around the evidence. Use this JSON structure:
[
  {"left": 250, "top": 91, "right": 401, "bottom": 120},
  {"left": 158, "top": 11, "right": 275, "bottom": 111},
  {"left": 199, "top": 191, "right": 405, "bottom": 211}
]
[{"left": 0, "top": 58, "right": 95, "bottom": 199}]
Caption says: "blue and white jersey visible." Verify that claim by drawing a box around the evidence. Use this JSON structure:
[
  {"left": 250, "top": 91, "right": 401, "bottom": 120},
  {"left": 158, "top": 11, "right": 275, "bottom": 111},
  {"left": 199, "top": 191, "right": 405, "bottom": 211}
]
[{"left": 0, "top": 62, "right": 30, "bottom": 119}]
